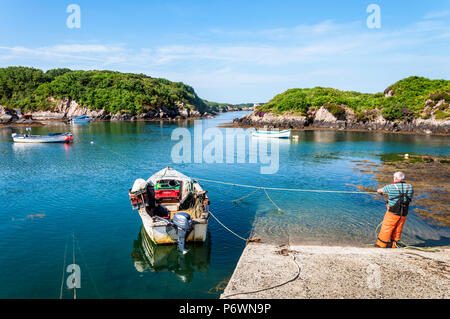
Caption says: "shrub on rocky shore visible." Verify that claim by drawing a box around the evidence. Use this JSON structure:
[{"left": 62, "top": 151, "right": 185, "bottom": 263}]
[{"left": 233, "top": 76, "right": 449, "bottom": 134}]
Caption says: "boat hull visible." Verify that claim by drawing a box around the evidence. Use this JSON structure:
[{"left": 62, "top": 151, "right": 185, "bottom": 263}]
[
  {"left": 12, "top": 133, "right": 74, "bottom": 143},
  {"left": 138, "top": 208, "right": 209, "bottom": 244},
  {"left": 70, "top": 118, "right": 91, "bottom": 124},
  {"left": 252, "top": 129, "right": 291, "bottom": 138}
]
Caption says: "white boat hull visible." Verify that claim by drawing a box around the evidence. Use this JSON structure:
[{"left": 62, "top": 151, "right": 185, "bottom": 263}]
[
  {"left": 252, "top": 129, "right": 291, "bottom": 138},
  {"left": 70, "top": 118, "right": 91, "bottom": 124},
  {"left": 138, "top": 208, "right": 209, "bottom": 244},
  {"left": 12, "top": 133, "right": 73, "bottom": 143}
]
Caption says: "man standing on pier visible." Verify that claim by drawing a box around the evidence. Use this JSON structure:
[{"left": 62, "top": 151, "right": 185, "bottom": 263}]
[{"left": 376, "top": 172, "right": 414, "bottom": 248}]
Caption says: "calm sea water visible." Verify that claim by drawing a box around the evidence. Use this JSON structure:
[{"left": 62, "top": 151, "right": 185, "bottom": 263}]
[{"left": 0, "top": 111, "right": 449, "bottom": 299}]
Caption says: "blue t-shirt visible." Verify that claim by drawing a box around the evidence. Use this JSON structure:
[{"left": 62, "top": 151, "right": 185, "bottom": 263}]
[{"left": 382, "top": 183, "right": 414, "bottom": 207}]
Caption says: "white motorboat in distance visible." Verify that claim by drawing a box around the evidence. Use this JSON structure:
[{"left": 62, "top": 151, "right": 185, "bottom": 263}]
[
  {"left": 128, "top": 167, "right": 210, "bottom": 252},
  {"left": 69, "top": 115, "right": 91, "bottom": 124},
  {"left": 12, "top": 132, "right": 74, "bottom": 143},
  {"left": 252, "top": 129, "right": 291, "bottom": 138}
]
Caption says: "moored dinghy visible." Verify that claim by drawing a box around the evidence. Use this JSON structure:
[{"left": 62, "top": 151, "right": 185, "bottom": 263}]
[
  {"left": 129, "top": 167, "right": 210, "bottom": 253},
  {"left": 252, "top": 129, "right": 291, "bottom": 138},
  {"left": 69, "top": 115, "right": 91, "bottom": 124},
  {"left": 12, "top": 132, "right": 74, "bottom": 143}
]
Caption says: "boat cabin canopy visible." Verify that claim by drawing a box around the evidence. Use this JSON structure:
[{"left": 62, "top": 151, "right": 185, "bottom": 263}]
[{"left": 147, "top": 167, "right": 194, "bottom": 208}]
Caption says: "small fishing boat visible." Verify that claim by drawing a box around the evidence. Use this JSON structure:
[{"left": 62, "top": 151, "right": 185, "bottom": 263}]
[
  {"left": 252, "top": 129, "right": 291, "bottom": 138},
  {"left": 128, "top": 167, "right": 210, "bottom": 253},
  {"left": 11, "top": 132, "right": 74, "bottom": 143},
  {"left": 69, "top": 115, "right": 91, "bottom": 124}
]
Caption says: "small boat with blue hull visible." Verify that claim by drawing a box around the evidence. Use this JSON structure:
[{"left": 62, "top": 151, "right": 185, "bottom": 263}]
[
  {"left": 12, "top": 132, "right": 74, "bottom": 143},
  {"left": 252, "top": 129, "right": 291, "bottom": 138},
  {"left": 70, "top": 115, "right": 91, "bottom": 124}
]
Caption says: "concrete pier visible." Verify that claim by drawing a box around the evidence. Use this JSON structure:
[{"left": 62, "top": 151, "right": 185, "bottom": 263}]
[{"left": 221, "top": 243, "right": 450, "bottom": 299}]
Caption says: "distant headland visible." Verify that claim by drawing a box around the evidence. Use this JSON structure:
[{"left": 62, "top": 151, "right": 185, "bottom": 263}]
[
  {"left": 231, "top": 76, "right": 450, "bottom": 135},
  {"left": 0, "top": 66, "right": 254, "bottom": 126}
]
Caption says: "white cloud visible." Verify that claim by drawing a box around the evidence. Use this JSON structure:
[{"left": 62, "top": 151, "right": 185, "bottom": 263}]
[
  {"left": 423, "top": 10, "right": 449, "bottom": 19},
  {"left": 0, "top": 17, "right": 449, "bottom": 102},
  {"left": 0, "top": 44, "right": 127, "bottom": 65},
  {"left": 1, "top": 18, "right": 448, "bottom": 69}
]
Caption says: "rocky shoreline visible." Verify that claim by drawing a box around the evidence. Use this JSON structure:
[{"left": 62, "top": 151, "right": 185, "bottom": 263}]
[
  {"left": 351, "top": 155, "right": 450, "bottom": 227},
  {"left": 231, "top": 106, "right": 450, "bottom": 135},
  {"left": 0, "top": 99, "right": 253, "bottom": 126}
]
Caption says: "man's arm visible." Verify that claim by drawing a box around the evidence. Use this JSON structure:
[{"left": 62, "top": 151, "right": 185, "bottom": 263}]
[{"left": 377, "top": 186, "right": 386, "bottom": 194}]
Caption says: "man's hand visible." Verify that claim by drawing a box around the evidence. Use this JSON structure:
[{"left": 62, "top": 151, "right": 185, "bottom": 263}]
[{"left": 377, "top": 188, "right": 384, "bottom": 194}]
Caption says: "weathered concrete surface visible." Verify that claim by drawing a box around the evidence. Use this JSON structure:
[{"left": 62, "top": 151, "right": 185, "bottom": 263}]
[{"left": 221, "top": 243, "right": 450, "bottom": 299}]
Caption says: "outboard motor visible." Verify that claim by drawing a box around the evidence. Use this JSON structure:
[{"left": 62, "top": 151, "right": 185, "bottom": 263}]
[{"left": 172, "top": 212, "right": 193, "bottom": 254}]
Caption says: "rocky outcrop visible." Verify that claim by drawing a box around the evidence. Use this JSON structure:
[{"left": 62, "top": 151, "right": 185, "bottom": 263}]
[
  {"left": 1, "top": 98, "right": 214, "bottom": 125},
  {"left": 222, "top": 105, "right": 255, "bottom": 112},
  {"left": 0, "top": 105, "right": 18, "bottom": 124},
  {"left": 234, "top": 111, "right": 308, "bottom": 128},
  {"left": 232, "top": 106, "right": 450, "bottom": 134},
  {"left": 30, "top": 98, "right": 107, "bottom": 120},
  {"left": 29, "top": 111, "right": 66, "bottom": 121},
  {"left": 313, "top": 106, "right": 346, "bottom": 129}
]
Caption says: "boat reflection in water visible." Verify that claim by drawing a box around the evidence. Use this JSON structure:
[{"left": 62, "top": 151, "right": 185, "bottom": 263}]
[{"left": 131, "top": 226, "right": 211, "bottom": 283}]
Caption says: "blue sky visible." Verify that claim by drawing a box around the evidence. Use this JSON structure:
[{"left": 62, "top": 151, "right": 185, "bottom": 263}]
[{"left": 0, "top": 0, "right": 449, "bottom": 103}]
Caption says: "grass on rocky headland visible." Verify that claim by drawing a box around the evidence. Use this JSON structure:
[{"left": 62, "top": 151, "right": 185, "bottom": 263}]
[
  {"left": 257, "top": 76, "right": 450, "bottom": 121},
  {"left": 0, "top": 66, "right": 249, "bottom": 116}
]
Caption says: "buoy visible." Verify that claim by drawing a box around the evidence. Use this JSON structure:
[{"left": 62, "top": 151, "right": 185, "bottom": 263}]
[{"left": 90, "top": 141, "right": 94, "bottom": 144}]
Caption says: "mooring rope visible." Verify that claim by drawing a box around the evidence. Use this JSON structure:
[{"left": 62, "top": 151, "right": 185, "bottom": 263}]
[
  {"left": 58, "top": 234, "right": 69, "bottom": 299},
  {"left": 74, "top": 235, "right": 103, "bottom": 298},
  {"left": 194, "top": 178, "right": 377, "bottom": 194},
  {"left": 263, "top": 188, "right": 285, "bottom": 213},
  {"left": 85, "top": 139, "right": 376, "bottom": 195},
  {"left": 86, "top": 139, "right": 440, "bottom": 252},
  {"left": 72, "top": 232, "right": 76, "bottom": 300},
  {"left": 209, "top": 211, "right": 248, "bottom": 242},
  {"left": 232, "top": 188, "right": 262, "bottom": 203}
]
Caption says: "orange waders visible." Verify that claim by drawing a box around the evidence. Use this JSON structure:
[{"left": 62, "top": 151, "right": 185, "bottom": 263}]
[{"left": 376, "top": 205, "right": 407, "bottom": 248}]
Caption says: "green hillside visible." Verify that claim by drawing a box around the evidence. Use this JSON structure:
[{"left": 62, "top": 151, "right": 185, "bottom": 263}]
[
  {"left": 258, "top": 76, "right": 450, "bottom": 120},
  {"left": 0, "top": 66, "right": 208, "bottom": 114}
]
